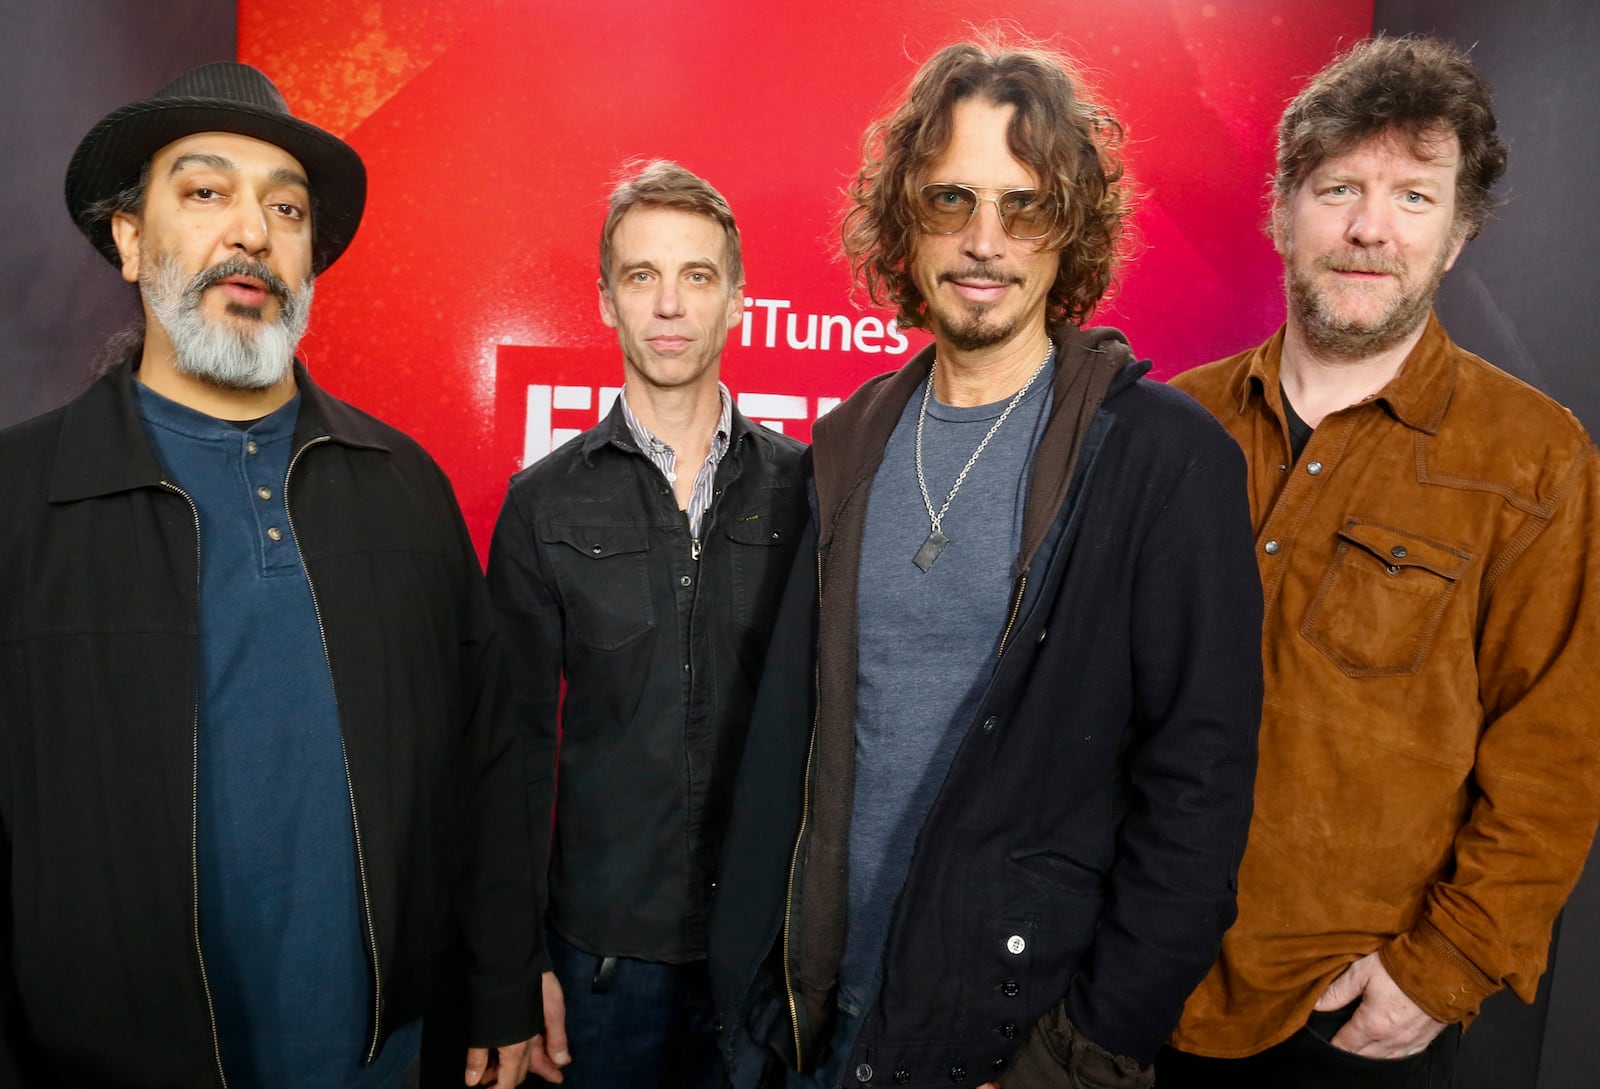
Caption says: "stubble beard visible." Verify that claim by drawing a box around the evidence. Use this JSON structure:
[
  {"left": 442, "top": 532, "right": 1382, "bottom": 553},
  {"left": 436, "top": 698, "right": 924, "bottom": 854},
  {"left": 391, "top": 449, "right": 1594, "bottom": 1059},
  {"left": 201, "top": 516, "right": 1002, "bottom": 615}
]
[
  {"left": 142, "top": 254, "right": 314, "bottom": 390},
  {"left": 1286, "top": 241, "right": 1453, "bottom": 361}
]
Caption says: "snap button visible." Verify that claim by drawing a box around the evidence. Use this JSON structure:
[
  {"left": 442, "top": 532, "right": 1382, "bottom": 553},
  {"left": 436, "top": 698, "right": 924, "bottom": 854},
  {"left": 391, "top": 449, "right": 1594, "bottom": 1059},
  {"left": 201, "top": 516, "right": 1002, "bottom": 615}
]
[
  {"left": 246, "top": 440, "right": 259, "bottom": 455},
  {"left": 592, "top": 544, "right": 603, "bottom": 554},
  {"left": 772, "top": 531, "right": 782, "bottom": 540},
  {"left": 266, "top": 527, "right": 283, "bottom": 542},
  {"left": 680, "top": 575, "right": 692, "bottom": 587},
  {"left": 1387, "top": 565, "right": 1401, "bottom": 575},
  {"left": 1036, "top": 628, "right": 1046, "bottom": 644},
  {"left": 256, "top": 485, "right": 272, "bottom": 500},
  {"left": 1263, "top": 540, "right": 1280, "bottom": 555},
  {"left": 1391, "top": 545, "right": 1408, "bottom": 558},
  {"left": 1306, "top": 460, "right": 1323, "bottom": 475},
  {"left": 855, "top": 1063, "right": 874, "bottom": 1083},
  {"left": 1000, "top": 979, "right": 1020, "bottom": 997},
  {"left": 982, "top": 716, "right": 998, "bottom": 735},
  {"left": 999, "top": 1021, "right": 1018, "bottom": 1039},
  {"left": 1006, "top": 934, "right": 1026, "bottom": 955},
  {"left": 894, "top": 1069, "right": 911, "bottom": 1086},
  {"left": 947, "top": 1064, "right": 966, "bottom": 1081},
  {"left": 992, "top": 1057, "right": 1008, "bottom": 1074}
]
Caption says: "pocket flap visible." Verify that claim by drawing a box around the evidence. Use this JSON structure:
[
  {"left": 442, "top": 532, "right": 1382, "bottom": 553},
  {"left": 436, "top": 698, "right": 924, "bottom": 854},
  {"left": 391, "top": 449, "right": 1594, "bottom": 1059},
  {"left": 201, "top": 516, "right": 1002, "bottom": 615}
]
[
  {"left": 1336, "top": 519, "right": 1470, "bottom": 580},
  {"left": 724, "top": 510, "right": 790, "bottom": 547},
  {"left": 541, "top": 523, "right": 650, "bottom": 560}
]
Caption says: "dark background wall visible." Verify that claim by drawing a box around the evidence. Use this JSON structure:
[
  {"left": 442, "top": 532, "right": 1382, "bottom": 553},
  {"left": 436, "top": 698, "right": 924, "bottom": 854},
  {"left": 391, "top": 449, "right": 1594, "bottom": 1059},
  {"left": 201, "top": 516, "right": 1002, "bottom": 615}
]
[
  {"left": 0, "top": 0, "right": 235, "bottom": 424},
  {"left": 1, "top": 3, "right": 1596, "bottom": 1086}
]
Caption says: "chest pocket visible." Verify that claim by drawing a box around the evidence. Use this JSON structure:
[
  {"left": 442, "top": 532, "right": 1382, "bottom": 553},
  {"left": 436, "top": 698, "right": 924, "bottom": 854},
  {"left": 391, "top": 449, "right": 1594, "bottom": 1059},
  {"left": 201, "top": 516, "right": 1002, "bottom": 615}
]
[
  {"left": 1302, "top": 518, "right": 1472, "bottom": 676},
  {"left": 723, "top": 505, "right": 801, "bottom": 632},
  {"left": 540, "top": 523, "right": 656, "bottom": 650}
]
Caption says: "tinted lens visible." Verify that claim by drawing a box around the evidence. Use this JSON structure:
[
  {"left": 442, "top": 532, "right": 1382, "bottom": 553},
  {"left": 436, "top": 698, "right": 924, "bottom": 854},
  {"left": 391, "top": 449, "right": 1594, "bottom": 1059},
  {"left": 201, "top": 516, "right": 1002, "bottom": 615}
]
[
  {"left": 999, "top": 190, "right": 1055, "bottom": 239},
  {"left": 920, "top": 185, "right": 977, "bottom": 232}
]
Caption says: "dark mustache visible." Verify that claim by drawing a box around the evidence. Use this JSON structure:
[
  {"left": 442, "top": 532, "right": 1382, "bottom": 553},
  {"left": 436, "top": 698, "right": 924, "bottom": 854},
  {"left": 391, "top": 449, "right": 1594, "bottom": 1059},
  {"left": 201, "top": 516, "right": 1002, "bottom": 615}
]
[
  {"left": 183, "top": 257, "right": 292, "bottom": 304},
  {"left": 938, "top": 263, "right": 1024, "bottom": 287}
]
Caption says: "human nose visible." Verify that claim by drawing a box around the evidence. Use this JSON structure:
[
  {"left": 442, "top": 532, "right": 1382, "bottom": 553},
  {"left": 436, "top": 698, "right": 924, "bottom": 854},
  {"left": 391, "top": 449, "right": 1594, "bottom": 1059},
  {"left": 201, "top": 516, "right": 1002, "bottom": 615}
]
[
  {"left": 1345, "top": 192, "right": 1392, "bottom": 247},
  {"left": 960, "top": 196, "right": 1009, "bottom": 259},
  {"left": 225, "top": 198, "right": 272, "bottom": 256},
  {"left": 654, "top": 278, "right": 685, "bottom": 318}
]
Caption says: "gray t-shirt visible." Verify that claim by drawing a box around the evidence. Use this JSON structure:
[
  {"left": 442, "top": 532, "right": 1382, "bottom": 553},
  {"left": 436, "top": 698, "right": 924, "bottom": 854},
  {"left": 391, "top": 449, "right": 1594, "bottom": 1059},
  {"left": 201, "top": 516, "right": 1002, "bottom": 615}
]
[{"left": 839, "top": 362, "right": 1053, "bottom": 1010}]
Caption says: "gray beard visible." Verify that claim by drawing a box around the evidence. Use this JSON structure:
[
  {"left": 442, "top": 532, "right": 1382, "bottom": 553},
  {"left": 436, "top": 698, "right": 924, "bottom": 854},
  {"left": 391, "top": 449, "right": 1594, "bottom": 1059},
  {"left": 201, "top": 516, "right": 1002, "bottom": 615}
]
[
  {"left": 142, "top": 255, "right": 313, "bottom": 390},
  {"left": 1285, "top": 245, "right": 1450, "bottom": 361}
]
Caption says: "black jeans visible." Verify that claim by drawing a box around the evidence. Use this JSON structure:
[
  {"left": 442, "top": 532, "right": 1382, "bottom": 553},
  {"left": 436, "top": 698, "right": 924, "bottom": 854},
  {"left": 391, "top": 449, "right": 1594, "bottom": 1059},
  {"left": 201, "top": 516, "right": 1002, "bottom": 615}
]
[{"left": 1156, "top": 1003, "right": 1461, "bottom": 1088}]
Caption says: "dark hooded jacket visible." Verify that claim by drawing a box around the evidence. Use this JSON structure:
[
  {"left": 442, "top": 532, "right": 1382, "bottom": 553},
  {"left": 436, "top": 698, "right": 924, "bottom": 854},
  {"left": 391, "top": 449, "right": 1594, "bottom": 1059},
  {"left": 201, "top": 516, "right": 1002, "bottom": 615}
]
[{"left": 710, "top": 326, "right": 1263, "bottom": 1089}]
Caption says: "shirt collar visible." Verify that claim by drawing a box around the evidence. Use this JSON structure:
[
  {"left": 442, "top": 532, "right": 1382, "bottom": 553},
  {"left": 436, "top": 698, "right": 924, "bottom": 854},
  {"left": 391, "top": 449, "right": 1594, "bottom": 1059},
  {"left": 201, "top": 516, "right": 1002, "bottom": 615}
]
[
  {"left": 616, "top": 382, "right": 734, "bottom": 457},
  {"left": 1235, "top": 311, "right": 1459, "bottom": 435}
]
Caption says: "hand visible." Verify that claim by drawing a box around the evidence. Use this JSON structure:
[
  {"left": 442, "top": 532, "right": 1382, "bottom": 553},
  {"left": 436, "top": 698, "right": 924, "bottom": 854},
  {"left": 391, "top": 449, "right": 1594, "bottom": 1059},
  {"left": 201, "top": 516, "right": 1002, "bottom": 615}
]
[
  {"left": 1314, "top": 952, "right": 1448, "bottom": 1059},
  {"left": 464, "top": 1038, "right": 531, "bottom": 1087},
  {"left": 525, "top": 971, "right": 572, "bottom": 1082}
]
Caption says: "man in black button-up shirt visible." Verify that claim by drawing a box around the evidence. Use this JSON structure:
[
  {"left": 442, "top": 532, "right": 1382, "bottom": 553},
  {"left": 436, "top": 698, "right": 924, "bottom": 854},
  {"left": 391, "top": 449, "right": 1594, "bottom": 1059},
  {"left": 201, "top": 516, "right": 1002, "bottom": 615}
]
[{"left": 487, "top": 160, "right": 806, "bottom": 1088}]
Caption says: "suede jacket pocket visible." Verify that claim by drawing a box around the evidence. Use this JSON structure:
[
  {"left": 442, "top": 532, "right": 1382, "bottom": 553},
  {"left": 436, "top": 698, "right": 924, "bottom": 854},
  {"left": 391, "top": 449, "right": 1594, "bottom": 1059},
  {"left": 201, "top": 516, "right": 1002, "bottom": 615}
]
[{"left": 1302, "top": 519, "right": 1472, "bottom": 677}]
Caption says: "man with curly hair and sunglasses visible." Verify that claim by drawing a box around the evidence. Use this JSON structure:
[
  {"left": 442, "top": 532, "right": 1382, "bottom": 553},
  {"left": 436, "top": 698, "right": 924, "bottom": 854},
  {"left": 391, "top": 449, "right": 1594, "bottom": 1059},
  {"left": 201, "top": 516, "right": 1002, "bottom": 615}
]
[{"left": 710, "top": 38, "right": 1263, "bottom": 1089}]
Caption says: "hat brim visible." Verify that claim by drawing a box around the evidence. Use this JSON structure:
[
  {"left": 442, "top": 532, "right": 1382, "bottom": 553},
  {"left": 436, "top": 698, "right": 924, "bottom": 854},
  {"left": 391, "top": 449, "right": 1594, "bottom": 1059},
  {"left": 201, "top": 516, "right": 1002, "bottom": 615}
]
[{"left": 66, "top": 97, "right": 366, "bottom": 275}]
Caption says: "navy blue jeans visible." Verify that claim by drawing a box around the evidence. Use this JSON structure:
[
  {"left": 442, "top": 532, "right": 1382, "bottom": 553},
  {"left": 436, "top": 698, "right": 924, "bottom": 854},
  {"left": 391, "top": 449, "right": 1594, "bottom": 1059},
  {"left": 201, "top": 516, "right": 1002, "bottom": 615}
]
[
  {"left": 543, "top": 932, "right": 722, "bottom": 1089},
  {"left": 1156, "top": 1002, "right": 1461, "bottom": 1088}
]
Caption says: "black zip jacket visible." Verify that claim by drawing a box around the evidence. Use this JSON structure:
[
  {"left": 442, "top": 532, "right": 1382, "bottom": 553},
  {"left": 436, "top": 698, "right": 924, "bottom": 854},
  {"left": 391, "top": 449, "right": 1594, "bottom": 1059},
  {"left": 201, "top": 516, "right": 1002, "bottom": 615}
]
[
  {"left": 0, "top": 360, "right": 539, "bottom": 1088},
  {"left": 710, "top": 327, "right": 1264, "bottom": 1088},
  {"left": 488, "top": 400, "right": 806, "bottom": 964}
]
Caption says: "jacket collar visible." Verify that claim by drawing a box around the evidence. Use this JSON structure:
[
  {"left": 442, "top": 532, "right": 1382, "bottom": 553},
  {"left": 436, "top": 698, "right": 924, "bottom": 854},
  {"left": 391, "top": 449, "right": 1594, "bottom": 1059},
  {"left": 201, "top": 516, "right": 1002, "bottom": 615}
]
[
  {"left": 1233, "top": 311, "right": 1459, "bottom": 434},
  {"left": 812, "top": 323, "right": 1142, "bottom": 546},
  {"left": 49, "top": 356, "right": 392, "bottom": 503},
  {"left": 579, "top": 388, "right": 762, "bottom": 464}
]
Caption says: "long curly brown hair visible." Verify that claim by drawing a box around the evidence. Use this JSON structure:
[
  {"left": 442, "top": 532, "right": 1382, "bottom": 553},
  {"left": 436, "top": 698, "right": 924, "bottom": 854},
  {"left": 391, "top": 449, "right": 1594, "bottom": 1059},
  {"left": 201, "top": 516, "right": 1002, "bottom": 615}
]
[{"left": 842, "top": 37, "right": 1129, "bottom": 330}]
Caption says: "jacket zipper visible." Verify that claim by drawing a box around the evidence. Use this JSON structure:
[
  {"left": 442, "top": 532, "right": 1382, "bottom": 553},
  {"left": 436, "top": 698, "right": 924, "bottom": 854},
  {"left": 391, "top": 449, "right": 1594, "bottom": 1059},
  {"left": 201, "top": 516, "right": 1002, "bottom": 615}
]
[
  {"left": 284, "top": 436, "right": 385, "bottom": 1064},
  {"left": 996, "top": 572, "right": 1028, "bottom": 658},
  {"left": 161, "top": 480, "right": 231, "bottom": 1089},
  {"left": 780, "top": 548, "right": 825, "bottom": 1072}
]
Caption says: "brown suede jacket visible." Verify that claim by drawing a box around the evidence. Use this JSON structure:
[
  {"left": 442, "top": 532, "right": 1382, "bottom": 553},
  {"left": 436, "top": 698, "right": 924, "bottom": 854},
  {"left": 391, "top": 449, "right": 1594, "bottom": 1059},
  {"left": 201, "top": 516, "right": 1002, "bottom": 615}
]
[{"left": 1169, "top": 313, "right": 1600, "bottom": 1057}]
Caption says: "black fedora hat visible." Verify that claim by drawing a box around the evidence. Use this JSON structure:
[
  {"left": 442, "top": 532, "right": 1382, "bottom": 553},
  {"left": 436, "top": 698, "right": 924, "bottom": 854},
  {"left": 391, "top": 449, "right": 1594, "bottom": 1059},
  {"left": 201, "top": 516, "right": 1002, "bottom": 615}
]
[{"left": 65, "top": 62, "right": 366, "bottom": 275}]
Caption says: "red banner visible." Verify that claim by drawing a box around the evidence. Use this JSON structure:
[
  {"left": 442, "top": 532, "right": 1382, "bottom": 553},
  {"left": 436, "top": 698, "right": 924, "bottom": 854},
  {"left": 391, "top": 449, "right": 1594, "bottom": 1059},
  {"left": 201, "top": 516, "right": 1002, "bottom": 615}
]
[{"left": 240, "top": 1, "right": 1373, "bottom": 552}]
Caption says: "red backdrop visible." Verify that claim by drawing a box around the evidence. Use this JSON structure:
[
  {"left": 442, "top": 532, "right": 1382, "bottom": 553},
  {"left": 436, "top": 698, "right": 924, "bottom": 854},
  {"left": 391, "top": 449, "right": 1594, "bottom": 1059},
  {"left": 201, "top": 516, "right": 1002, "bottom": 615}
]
[{"left": 239, "top": 1, "right": 1372, "bottom": 553}]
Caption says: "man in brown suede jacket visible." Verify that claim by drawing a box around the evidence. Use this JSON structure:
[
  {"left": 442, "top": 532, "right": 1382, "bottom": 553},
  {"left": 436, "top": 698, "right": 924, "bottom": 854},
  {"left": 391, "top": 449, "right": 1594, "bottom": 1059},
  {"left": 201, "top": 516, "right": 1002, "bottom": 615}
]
[{"left": 1162, "top": 36, "right": 1600, "bottom": 1089}]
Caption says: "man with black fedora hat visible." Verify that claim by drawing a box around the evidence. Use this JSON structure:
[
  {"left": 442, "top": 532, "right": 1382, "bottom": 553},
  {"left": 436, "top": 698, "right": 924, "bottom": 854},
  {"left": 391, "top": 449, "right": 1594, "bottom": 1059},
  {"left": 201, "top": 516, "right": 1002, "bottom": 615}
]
[{"left": 0, "top": 62, "right": 543, "bottom": 1088}]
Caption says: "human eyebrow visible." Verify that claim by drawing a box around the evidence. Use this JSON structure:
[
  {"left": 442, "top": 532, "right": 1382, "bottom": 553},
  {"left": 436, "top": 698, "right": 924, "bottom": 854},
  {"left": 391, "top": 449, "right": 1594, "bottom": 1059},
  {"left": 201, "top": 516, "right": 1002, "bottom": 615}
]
[
  {"left": 267, "top": 166, "right": 311, "bottom": 192},
  {"left": 168, "top": 153, "right": 235, "bottom": 177}
]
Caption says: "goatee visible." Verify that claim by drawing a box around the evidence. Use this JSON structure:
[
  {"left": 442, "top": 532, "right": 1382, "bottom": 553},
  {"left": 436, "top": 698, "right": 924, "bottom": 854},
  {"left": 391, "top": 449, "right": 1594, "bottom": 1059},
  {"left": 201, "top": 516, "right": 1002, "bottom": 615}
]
[{"left": 142, "top": 255, "right": 313, "bottom": 390}]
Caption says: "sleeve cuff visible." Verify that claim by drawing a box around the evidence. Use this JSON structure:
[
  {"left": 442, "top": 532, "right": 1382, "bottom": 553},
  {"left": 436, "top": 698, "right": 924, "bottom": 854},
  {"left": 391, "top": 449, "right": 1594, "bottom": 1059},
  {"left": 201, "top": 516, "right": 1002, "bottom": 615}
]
[{"left": 1380, "top": 918, "right": 1500, "bottom": 1026}]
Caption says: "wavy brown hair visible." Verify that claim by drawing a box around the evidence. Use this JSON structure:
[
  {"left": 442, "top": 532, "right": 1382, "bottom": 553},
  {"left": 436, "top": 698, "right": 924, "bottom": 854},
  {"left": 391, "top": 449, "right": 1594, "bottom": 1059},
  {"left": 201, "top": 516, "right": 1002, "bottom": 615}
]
[
  {"left": 1273, "top": 36, "right": 1507, "bottom": 241},
  {"left": 842, "top": 38, "right": 1128, "bottom": 329}
]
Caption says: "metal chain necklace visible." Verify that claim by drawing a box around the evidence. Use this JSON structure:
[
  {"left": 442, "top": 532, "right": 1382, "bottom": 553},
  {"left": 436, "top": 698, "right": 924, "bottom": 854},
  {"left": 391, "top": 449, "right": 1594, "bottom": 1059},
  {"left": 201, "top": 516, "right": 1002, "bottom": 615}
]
[{"left": 912, "top": 340, "right": 1053, "bottom": 572}]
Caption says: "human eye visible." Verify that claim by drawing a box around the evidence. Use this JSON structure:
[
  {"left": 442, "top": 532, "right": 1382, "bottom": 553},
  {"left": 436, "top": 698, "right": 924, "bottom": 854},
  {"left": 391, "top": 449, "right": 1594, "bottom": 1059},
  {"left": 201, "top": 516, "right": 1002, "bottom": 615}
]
[
  {"left": 270, "top": 201, "right": 306, "bottom": 220},
  {"left": 925, "top": 185, "right": 971, "bottom": 209},
  {"left": 1001, "top": 189, "right": 1041, "bottom": 212},
  {"left": 1402, "top": 190, "right": 1428, "bottom": 205},
  {"left": 187, "top": 185, "right": 221, "bottom": 202}
]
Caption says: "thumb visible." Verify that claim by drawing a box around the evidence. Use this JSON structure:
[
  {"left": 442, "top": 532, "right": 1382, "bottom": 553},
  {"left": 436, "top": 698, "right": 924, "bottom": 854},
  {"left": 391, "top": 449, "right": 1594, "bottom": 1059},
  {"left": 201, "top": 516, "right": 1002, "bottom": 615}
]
[
  {"left": 543, "top": 971, "right": 572, "bottom": 1065},
  {"left": 1314, "top": 961, "right": 1365, "bottom": 1012},
  {"left": 464, "top": 1046, "right": 489, "bottom": 1086}
]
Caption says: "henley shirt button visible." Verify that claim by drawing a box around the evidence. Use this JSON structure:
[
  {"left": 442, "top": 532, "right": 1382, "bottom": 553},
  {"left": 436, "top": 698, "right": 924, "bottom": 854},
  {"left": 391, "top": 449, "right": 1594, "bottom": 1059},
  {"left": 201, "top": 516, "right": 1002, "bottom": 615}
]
[
  {"left": 1391, "top": 545, "right": 1409, "bottom": 558},
  {"left": 1263, "top": 540, "right": 1280, "bottom": 555},
  {"left": 855, "top": 1063, "right": 874, "bottom": 1083},
  {"left": 680, "top": 575, "right": 692, "bottom": 587},
  {"left": 1000, "top": 979, "right": 1020, "bottom": 997},
  {"left": 1306, "top": 460, "right": 1324, "bottom": 475},
  {"left": 948, "top": 1063, "right": 966, "bottom": 1081},
  {"left": 245, "top": 440, "right": 259, "bottom": 455},
  {"left": 1006, "top": 934, "right": 1026, "bottom": 954},
  {"left": 256, "top": 485, "right": 272, "bottom": 500},
  {"left": 982, "top": 716, "right": 998, "bottom": 735},
  {"left": 894, "top": 1069, "right": 912, "bottom": 1086}
]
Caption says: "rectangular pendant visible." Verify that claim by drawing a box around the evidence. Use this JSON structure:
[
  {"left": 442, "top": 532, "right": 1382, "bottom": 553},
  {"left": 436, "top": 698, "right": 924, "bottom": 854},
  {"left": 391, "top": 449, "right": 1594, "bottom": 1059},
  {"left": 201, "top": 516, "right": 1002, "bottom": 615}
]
[{"left": 912, "top": 529, "right": 949, "bottom": 572}]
